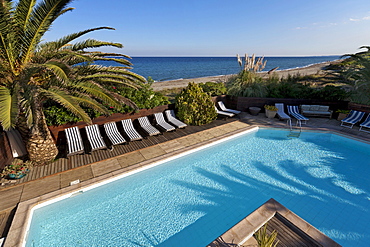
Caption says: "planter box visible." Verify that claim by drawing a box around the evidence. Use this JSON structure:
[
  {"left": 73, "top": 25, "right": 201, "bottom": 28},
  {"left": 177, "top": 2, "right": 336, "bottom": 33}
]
[
  {"left": 249, "top": 107, "right": 261, "bottom": 116},
  {"left": 337, "top": 113, "right": 348, "bottom": 121},
  {"left": 265, "top": 109, "right": 277, "bottom": 118}
]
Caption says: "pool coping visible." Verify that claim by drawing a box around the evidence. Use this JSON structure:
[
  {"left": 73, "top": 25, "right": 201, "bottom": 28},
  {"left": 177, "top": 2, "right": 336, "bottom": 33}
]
[{"left": 4, "top": 125, "right": 368, "bottom": 246}]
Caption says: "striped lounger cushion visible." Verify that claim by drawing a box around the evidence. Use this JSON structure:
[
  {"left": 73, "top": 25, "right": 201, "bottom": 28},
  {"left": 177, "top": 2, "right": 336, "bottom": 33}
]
[
  {"left": 287, "top": 105, "right": 309, "bottom": 120},
  {"left": 165, "top": 110, "right": 187, "bottom": 128},
  {"left": 138, "top": 117, "right": 161, "bottom": 136},
  {"left": 121, "top": 119, "right": 143, "bottom": 141},
  {"left": 154, "top": 113, "right": 175, "bottom": 132},
  {"left": 85, "top": 124, "right": 107, "bottom": 151},
  {"left": 64, "top": 126, "right": 84, "bottom": 156},
  {"left": 104, "top": 122, "right": 126, "bottom": 145}
]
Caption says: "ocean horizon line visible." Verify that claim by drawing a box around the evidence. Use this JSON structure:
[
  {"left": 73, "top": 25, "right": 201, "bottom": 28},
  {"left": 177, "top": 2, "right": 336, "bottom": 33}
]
[{"left": 129, "top": 55, "right": 342, "bottom": 58}]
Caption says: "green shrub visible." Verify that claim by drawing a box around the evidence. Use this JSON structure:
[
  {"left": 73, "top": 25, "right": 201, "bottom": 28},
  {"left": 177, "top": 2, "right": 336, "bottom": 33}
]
[
  {"left": 226, "top": 70, "right": 267, "bottom": 97},
  {"left": 44, "top": 105, "right": 81, "bottom": 126},
  {"left": 199, "top": 81, "right": 227, "bottom": 96},
  {"left": 175, "top": 82, "right": 217, "bottom": 125},
  {"left": 117, "top": 82, "right": 170, "bottom": 111}
]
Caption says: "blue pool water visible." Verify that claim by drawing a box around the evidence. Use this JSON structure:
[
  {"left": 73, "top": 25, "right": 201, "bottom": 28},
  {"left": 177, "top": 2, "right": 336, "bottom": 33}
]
[{"left": 26, "top": 129, "right": 370, "bottom": 246}]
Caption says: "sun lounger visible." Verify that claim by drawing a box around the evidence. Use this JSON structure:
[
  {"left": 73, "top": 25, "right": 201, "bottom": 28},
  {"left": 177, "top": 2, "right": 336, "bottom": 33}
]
[
  {"left": 121, "top": 119, "right": 143, "bottom": 141},
  {"left": 217, "top": 101, "right": 241, "bottom": 114},
  {"left": 275, "top": 103, "right": 292, "bottom": 126},
  {"left": 154, "top": 112, "right": 176, "bottom": 132},
  {"left": 359, "top": 114, "right": 370, "bottom": 133},
  {"left": 85, "top": 124, "right": 107, "bottom": 152},
  {"left": 287, "top": 105, "right": 309, "bottom": 127},
  {"left": 64, "top": 126, "right": 85, "bottom": 156},
  {"left": 138, "top": 116, "right": 161, "bottom": 136},
  {"left": 103, "top": 122, "right": 127, "bottom": 146},
  {"left": 341, "top": 110, "right": 365, "bottom": 128},
  {"left": 215, "top": 106, "right": 235, "bottom": 118},
  {"left": 5, "top": 128, "right": 27, "bottom": 158},
  {"left": 165, "top": 110, "right": 187, "bottom": 128}
]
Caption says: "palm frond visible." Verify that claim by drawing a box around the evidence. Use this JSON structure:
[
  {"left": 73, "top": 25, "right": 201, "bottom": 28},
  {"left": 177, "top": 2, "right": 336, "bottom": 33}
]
[
  {"left": 0, "top": 2, "right": 16, "bottom": 73},
  {"left": 0, "top": 86, "right": 19, "bottom": 130},
  {"left": 39, "top": 26, "right": 115, "bottom": 51},
  {"left": 20, "top": 0, "right": 74, "bottom": 65},
  {"left": 73, "top": 81, "right": 122, "bottom": 107},
  {"left": 91, "top": 56, "right": 132, "bottom": 67},
  {"left": 43, "top": 59, "right": 71, "bottom": 84},
  {"left": 14, "top": 0, "right": 36, "bottom": 31},
  {"left": 69, "top": 39, "right": 123, "bottom": 51},
  {"left": 40, "top": 87, "right": 93, "bottom": 124},
  {"left": 71, "top": 94, "right": 110, "bottom": 115}
]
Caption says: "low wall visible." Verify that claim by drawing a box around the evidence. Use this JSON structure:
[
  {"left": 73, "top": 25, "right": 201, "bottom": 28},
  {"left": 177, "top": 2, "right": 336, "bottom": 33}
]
[{"left": 348, "top": 102, "right": 370, "bottom": 113}]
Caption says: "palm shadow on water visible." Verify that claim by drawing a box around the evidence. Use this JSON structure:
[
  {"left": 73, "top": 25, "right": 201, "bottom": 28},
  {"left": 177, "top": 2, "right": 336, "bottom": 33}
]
[{"left": 156, "top": 154, "right": 370, "bottom": 247}]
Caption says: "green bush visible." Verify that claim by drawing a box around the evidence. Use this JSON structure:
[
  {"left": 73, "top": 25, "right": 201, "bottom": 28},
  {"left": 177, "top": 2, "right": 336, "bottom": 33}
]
[
  {"left": 199, "top": 81, "right": 227, "bottom": 96},
  {"left": 44, "top": 105, "right": 81, "bottom": 126},
  {"left": 117, "top": 82, "right": 170, "bottom": 111},
  {"left": 226, "top": 70, "right": 267, "bottom": 97},
  {"left": 175, "top": 82, "right": 217, "bottom": 125}
]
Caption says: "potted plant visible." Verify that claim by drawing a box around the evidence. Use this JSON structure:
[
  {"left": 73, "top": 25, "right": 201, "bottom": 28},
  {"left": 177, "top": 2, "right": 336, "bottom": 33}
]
[
  {"left": 1, "top": 159, "right": 33, "bottom": 179},
  {"left": 336, "top": 109, "right": 350, "bottom": 121},
  {"left": 264, "top": 105, "right": 278, "bottom": 118}
]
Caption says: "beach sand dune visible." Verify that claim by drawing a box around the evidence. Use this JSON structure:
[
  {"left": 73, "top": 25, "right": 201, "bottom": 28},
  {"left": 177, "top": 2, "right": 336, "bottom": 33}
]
[{"left": 151, "top": 61, "right": 334, "bottom": 92}]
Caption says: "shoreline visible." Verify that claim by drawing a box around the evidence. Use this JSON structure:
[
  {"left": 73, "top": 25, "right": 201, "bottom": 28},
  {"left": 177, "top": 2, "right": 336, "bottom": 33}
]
[{"left": 151, "top": 61, "right": 336, "bottom": 92}]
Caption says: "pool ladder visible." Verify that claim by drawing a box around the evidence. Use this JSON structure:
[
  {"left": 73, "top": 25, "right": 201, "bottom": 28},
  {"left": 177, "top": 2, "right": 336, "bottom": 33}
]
[{"left": 287, "top": 120, "right": 301, "bottom": 138}]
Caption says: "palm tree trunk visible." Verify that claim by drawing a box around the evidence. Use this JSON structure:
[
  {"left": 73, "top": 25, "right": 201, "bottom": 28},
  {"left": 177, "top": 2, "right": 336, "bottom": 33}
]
[{"left": 26, "top": 101, "right": 58, "bottom": 165}]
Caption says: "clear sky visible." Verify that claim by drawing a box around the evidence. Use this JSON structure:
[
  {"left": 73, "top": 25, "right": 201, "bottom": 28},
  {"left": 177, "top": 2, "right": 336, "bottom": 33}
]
[{"left": 42, "top": 0, "right": 370, "bottom": 57}]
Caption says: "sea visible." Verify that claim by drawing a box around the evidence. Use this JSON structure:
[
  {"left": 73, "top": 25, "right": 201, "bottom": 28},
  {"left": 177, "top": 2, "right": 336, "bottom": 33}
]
[{"left": 96, "top": 56, "right": 341, "bottom": 82}]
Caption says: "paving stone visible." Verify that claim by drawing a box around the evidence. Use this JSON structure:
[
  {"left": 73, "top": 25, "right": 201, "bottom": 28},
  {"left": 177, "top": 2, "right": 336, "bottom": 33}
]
[
  {"left": 91, "top": 158, "right": 121, "bottom": 177},
  {"left": 21, "top": 175, "right": 61, "bottom": 201},
  {"left": 116, "top": 151, "right": 145, "bottom": 168}
]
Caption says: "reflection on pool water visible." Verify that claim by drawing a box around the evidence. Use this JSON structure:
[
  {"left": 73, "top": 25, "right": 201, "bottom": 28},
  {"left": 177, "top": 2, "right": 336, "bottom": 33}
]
[{"left": 26, "top": 128, "right": 370, "bottom": 247}]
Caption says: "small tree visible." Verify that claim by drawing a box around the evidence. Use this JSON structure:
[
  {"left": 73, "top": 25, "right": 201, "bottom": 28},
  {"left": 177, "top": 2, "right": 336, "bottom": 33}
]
[
  {"left": 254, "top": 223, "right": 279, "bottom": 247},
  {"left": 175, "top": 82, "right": 217, "bottom": 125}
]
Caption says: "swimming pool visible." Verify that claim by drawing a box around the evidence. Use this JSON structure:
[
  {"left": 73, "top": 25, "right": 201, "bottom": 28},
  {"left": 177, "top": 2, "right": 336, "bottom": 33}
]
[{"left": 24, "top": 128, "right": 370, "bottom": 246}]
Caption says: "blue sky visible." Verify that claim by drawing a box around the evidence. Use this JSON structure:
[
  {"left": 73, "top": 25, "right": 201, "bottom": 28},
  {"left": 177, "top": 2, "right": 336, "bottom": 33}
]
[{"left": 43, "top": 0, "right": 370, "bottom": 56}]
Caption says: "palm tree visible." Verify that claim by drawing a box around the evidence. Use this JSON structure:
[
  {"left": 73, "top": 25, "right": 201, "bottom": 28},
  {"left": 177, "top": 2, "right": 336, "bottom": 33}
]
[{"left": 0, "top": 0, "right": 146, "bottom": 164}]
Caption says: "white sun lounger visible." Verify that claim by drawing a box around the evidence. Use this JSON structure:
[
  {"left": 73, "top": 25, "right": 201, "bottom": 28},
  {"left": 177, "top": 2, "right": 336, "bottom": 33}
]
[
  {"left": 341, "top": 110, "right": 365, "bottom": 128},
  {"left": 287, "top": 105, "right": 309, "bottom": 127},
  {"left": 64, "top": 126, "right": 85, "bottom": 156},
  {"left": 215, "top": 106, "right": 235, "bottom": 118},
  {"left": 138, "top": 116, "right": 161, "bottom": 136},
  {"left": 359, "top": 114, "right": 370, "bottom": 133},
  {"left": 154, "top": 112, "right": 176, "bottom": 132},
  {"left": 275, "top": 103, "right": 292, "bottom": 126},
  {"left": 217, "top": 101, "right": 241, "bottom": 114},
  {"left": 165, "top": 110, "right": 187, "bottom": 128},
  {"left": 85, "top": 124, "right": 107, "bottom": 152},
  {"left": 103, "top": 122, "right": 127, "bottom": 146},
  {"left": 121, "top": 119, "right": 143, "bottom": 141}
]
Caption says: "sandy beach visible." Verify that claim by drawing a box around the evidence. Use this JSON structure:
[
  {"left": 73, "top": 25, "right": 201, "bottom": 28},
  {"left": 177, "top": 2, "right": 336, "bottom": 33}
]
[{"left": 151, "top": 61, "right": 334, "bottom": 92}]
